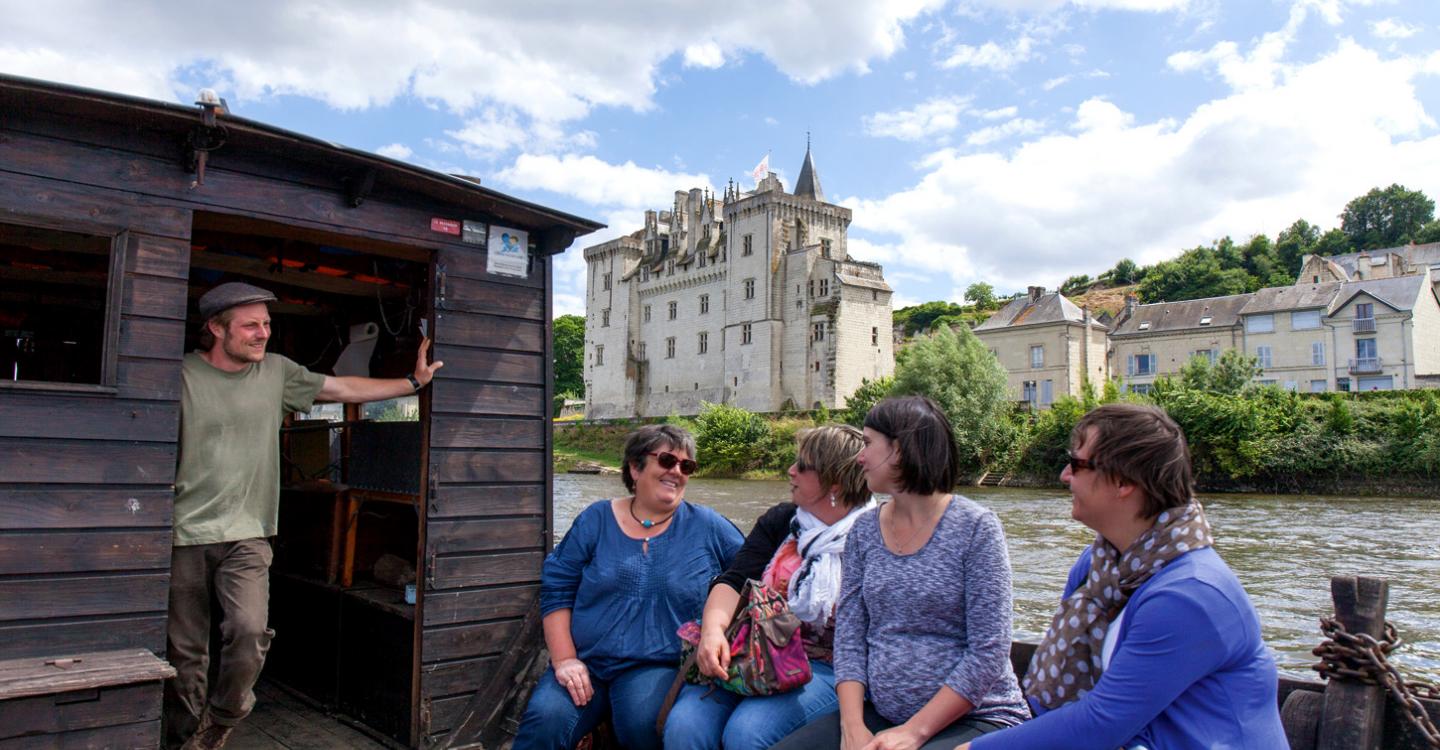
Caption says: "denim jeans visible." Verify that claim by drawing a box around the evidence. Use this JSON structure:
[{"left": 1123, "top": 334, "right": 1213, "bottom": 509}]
[
  {"left": 663, "top": 662, "right": 839, "bottom": 750},
  {"left": 512, "top": 663, "right": 676, "bottom": 750}
]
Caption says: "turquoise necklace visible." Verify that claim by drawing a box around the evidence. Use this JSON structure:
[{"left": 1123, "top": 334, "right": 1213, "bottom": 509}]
[{"left": 630, "top": 497, "right": 678, "bottom": 554}]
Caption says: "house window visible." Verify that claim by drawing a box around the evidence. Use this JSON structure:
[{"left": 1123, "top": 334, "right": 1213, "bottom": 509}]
[
  {"left": 1030, "top": 345, "right": 1044, "bottom": 369},
  {"left": 1337, "top": 377, "right": 1351, "bottom": 392},
  {"left": 1312, "top": 342, "right": 1325, "bottom": 366},
  {"left": 743, "top": 234, "right": 753, "bottom": 256},
  {"left": 1355, "top": 302, "right": 1374, "bottom": 320},
  {"left": 1356, "top": 338, "right": 1377, "bottom": 361},
  {"left": 0, "top": 221, "right": 124, "bottom": 387},
  {"left": 1310, "top": 379, "right": 1327, "bottom": 393},
  {"left": 1041, "top": 380, "right": 1054, "bottom": 405},
  {"left": 1022, "top": 381, "right": 1037, "bottom": 405},
  {"left": 1256, "top": 345, "right": 1272, "bottom": 369},
  {"left": 819, "top": 279, "right": 829, "bottom": 297},
  {"left": 700, "top": 294, "right": 709, "bottom": 314},
  {"left": 1128, "top": 353, "right": 1156, "bottom": 376},
  {"left": 698, "top": 331, "right": 708, "bottom": 354},
  {"left": 1292, "top": 310, "right": 1321, "bottom": 330},
  {"left": 1129, "top": 383, "right": 1153, "bottom": 395},
  {"left": 643, "top": 304, "right": 652, "bottom": 323},
  {"left": 821, "top": 238, "right": 832, "bottom": 258},
  {"left": 1199, "top": 316, "right": 1212, "bottom": 326},
  {"left": 741, "top": 323, "right": 752, "bottom": 345},
  {"left": 1192, "top": 349, "right": 1216, "bottom": 364},
  {"left": 595, "top": 345, "right": 604, "bottom": 366},
  {"left": 872, "top": 327, "right": 879, "bottom": 346},
  {"left": 1246, "top": 314, "right": 1274, "bottom": 333},
  {"left": 602, "top": 272, "right": 612, "bottom": 291},
  {"left": 813, "top": 322, "right": 825, "bottom": 342},
  {"left": 601, "top": 309, "right": 610, "bottom": 327},
  {"left": 744, "top": 278, "right": 755, "bottom": 300},
  {"left": 668, "top": 301, "right": 677, "bottom": 320},
  {"left": 666, "top": 337, "right": 676, "bottom": 359}
]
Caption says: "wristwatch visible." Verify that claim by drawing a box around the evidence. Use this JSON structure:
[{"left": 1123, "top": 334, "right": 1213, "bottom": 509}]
[{"left": 406, "top": 373, "right": 422, "bottom": 392}]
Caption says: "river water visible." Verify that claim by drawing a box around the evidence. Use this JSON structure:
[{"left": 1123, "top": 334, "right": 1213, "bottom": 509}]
[{"left": 554, "top": 473, "right": 1440, "bottom": 682}]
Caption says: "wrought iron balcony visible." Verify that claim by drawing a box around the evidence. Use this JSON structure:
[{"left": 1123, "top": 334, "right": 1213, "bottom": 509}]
[
  {"left": 1348, "top": 356, "right": 1382, "bottom": 374},
  {"left": 1353, "top": 317, "right": 1376, "bottom": 333}
]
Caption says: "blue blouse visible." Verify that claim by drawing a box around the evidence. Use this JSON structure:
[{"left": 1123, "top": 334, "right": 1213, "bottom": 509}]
[{"left": 539, "top": 499, "right": 744, "bottom": 681}]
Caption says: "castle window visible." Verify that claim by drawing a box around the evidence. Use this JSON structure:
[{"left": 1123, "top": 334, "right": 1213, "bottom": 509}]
[
  {"left": 666, "top": 337, "right": 676, "bottom": 359},
  {"left": 603, "top": 272, "right": 612, "bottom": 291},
  {"left": 602, "top": 309, "right": 610, "bottom": 327},
  {"left": 744, "top": 278, "right": 755, "bottom": 300},
  {"left": 819, "top": 279, "right": 829, "bottom": 297},
  {"left": 700, "top": 294, "right": 710, "bottom": 314},
  {"left": 873, "top": 290, "right": 878, "bottom": 301},
  {"left": 699, "top": 331, "right": 709, "bottom": 354},
  {"left": 595, "top": 345, "right": 604, "bottom": 366},
  {"left": 699, "top": 251, "right": 707, "bottom": 268},
  {"left": 813, "top": 322, "right": 825, "bottom": 342},
  {"left": 808, "top": 280, "right": 814, "bottom": 297},
  {"left": 813, "top": 361, "right": 820, "bottom": 372},
  {"left": 743, "top": 234, "right": 753, "bottom": 256},
  {"left": 638, "top": 341, "right": 647, "bottom": 359},
  {"left": 668, "top": 301, "right": 677, "bottom": 320},
  {"left": 643, "top": 305, "right": 652, "bottom": 323},
  {"left": 821, "top": 238, "right": 832, "bottom": 258},
  {"left": 872, "top": 327, "right": 879, "bottom": 346},
  {"left": 642, "top": 267, "right": 650, "bottom": 282},
  {"left": 742, "top": 323, "right": 752, "bottom": 345},
  {"left": 667, "top": 260, "right": 675, "bottom": 276}
]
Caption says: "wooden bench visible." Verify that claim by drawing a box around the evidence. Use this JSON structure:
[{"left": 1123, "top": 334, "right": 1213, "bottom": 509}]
[{"left": 0, "top": 649, "right": 175, "bottom": 747}]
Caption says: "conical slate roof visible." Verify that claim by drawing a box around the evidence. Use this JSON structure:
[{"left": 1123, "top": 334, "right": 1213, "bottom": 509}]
[{"left": 794, "top": 142, "right": 824, "bottom": 202}]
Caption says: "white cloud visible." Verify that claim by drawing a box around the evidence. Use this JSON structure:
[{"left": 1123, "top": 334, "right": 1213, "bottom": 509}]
[
  {"left": 966, "top": 117, "right": 1045, "bottom": 145},
  {"left": 978, "top": 105, "right": 1020, "bottom": 120},
  {"left": 941, "top": 35, "right": 1037, "bottom": 71},
  {"left": 375, "top": 143, "right": 413, "bottom": 160},
  {"left": 1043, "top": 68, "right": 1110, "bottom": 90},
  {"left": 495, "top": 154, "right": 714, "bottom": 212},
  {"left": 864, "top": 96, "right": 972, "bottom": 140},
  {"left": 0, "top": 0, "right": 948, "bottom": 125},
  {"left": 1371, "top": 18, "right": 1420, "bottom": 40},
  {"left": 846, "top": 39, "right": 1440, "bottom": 293}
]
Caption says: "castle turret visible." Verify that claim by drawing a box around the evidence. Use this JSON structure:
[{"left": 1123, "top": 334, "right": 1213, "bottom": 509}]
[{"left": 794, "top": 138, "right": 824, "bottom": 203}]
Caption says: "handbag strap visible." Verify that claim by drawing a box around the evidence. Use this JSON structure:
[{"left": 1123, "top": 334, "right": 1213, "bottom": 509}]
[{"left": 655, "top": 580, "right": 758, "bottom": 736}]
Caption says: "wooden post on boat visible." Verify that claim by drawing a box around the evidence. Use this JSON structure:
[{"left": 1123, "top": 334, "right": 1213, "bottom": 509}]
[{"left": 1316, "top": 575, "right": 1389, "bottom": 750}]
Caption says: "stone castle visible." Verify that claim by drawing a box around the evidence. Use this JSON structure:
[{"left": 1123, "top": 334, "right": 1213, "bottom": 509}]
[{"left": 583, "top": 146, "right": 894, "bottom": 418}]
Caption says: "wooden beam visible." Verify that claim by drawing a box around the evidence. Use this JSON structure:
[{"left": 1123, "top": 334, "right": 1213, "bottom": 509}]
[
  {"left": 188, "top": 248, "right": 408, "bottom": 299},
  {"left": 1317, "top": 576, "right": 1389, "bottom": 750}
]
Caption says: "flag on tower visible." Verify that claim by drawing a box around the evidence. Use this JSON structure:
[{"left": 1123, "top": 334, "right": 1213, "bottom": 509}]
[{"left": 751, "top": 153, "right": 769, "bottom": 185}]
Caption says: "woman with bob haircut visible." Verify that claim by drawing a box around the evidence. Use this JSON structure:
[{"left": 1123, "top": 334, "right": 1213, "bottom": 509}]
[
  {"left": 959, "top": 404, "right": 1285, "bottom": 750},
  {"left": 773, "top": 396, "right": 1029, "bottom": 750},
  {"left": 512, "top": 424, "right": 744, "bottom": 750},
  {"left": 663, "top": 425, "right": 876, "bottom": 750}
]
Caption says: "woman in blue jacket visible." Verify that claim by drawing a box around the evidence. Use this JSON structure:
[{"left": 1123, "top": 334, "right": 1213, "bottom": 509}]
[{"left": 963, "top": 404, "right": 1286, "bottom": 750}]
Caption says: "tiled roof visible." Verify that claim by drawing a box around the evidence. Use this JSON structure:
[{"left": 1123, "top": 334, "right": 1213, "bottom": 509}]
[
  {"left": 974, "top": 292, "right": 1105, "bottom": 331},
  {"left": 1239, "top": 282, "right": 1341, "bottom": 315},
  {"left": 1109, "top": 293, "right": 1251, "bottom": 336},
  {"left": 1331, "top": 273, "right": 1427, "bottom": 312}
]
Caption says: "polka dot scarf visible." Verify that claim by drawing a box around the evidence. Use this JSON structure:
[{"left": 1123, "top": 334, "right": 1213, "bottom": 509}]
[{"left": 1023, "top": 502, "right": 1214, "bottom": 710}]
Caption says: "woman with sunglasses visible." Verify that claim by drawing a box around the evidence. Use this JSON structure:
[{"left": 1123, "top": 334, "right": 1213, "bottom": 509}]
[
  {"left": 663, "top": 425, "right": 875, "bottom": 750},
  {"left": 513, "top": 424, "right": 744, "bottom": 750},
  {"left": 772, "top": 396, "right": 1029, "bottom": 750}
]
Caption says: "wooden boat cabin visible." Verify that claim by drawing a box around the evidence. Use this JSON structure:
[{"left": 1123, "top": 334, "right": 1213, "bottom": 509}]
[{"left": 0, "top": 74, "right": 601, "bottom": 748}]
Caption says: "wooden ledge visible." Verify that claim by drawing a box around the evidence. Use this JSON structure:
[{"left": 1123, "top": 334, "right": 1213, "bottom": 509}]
[{"left": 0, "top": 649, "right": 175, "bottom": 701}]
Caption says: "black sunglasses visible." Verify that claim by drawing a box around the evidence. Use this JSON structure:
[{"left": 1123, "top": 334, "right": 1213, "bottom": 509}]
[
  {"left": 648, "top": 451, "right": 698, "bottom": 476},
  {"left": 1066, "top": 452, "right": 1098, "bottom": 473}
]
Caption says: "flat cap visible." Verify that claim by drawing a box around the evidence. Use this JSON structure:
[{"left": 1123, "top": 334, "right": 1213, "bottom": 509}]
[{"left": 198, "top": 282, "right": 277, "bottom": 319}]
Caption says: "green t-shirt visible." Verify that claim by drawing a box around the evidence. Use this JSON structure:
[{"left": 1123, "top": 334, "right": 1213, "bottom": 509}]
[{"left": 174, "top": 352, "right": 327, "bottom": 546}]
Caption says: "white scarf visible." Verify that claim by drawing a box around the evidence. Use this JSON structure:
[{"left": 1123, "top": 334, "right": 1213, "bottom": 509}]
[{"left": 788, "top": 499, "right": 876, "bottom": 628}]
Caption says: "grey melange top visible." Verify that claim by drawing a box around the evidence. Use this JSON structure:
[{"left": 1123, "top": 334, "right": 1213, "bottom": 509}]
[{"left": 834, "top": 495, "right": 1031, "bottom": 728}]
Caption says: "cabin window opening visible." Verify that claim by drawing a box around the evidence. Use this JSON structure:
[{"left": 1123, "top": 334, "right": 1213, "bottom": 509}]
[{"left": 1, "top": 220, "right": 125, "bottom": 389}]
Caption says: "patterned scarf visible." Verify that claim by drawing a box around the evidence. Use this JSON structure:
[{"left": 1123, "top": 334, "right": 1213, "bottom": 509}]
[{"left": 1024, "top": 502, "right": 1214, "bottom": 710}]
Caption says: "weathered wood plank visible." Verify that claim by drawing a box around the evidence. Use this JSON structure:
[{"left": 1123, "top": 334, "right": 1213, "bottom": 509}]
[
  {"left": 0, "top": 575, "right": 168, "bottom": 621},
  {"left": 420, "top": 655, "right": 500, "bottom": 702},
  {"left": 422, "top": 619, "right": 522, "bottom": 664},
  {"left": 0, "top": 531, "right": 171, "bottom": 576},
  {"left": 429, "top": 416, "right": 544, "bottom": 449},
  {"left": 426, "top": 519, "right": 544, "bottom": 558},
  {"left": 0, "top": 395, "right": 178, "bottom": 442},
  {"left": 430, "top": 347, "right": 543, "bottom": 385},
  {"left": 118, "top": 317, "right": 185, "bottom": 361},
  {"left": 121, "top": 274, "right": 188, "bottom": 321},
  {"left": 0, "top": 439, "right": 175, "bottom": 485},
  {"left": 426, "top": 694, "right": 472, "bottom": 738},
  {"left": 431, "top": 450, "right": 545, "bottom": 484},
  {"left": 0, "top": 650, "right": 173, "bottom": 701},
  {"left": 431, "top": 381, "right": 545, "bottom": 417},
  {"left": 441, "top": 277, "right": 544, "bottom": 320},
  {"left": 0, "top": 170, "right": 190, "bottom": 241},
  {"left": 1317, "top": 576, "right": 1389, "bottom": 750},
  {"left": 423, "top": 584, "right": 538, "bottom": 628},
  {"left": 434, "top": 311, "right": 543, "bottom": 353},
  {"left": 126, "top": 233, "right": 191, "bottom": 280},
  {"left": 430, "top": 484, "right": 545, "bottom": 519},
  {"left": 0, "top": 615, "right": 166, "bottom": 663},
  {"left": 0, "top": 488, "right": 172, "bottom": 530},
  {"left": 0, "top": 719, "right": 157, "bottom": 749},
  {"left": 439, "top": 247, "right": 544, "bottom": 288},
  {"left": 116, "top": 356, "right": 181, "bottom": 401},
  {"left": 0, "top": 682, "right": 160, "bottom": 739},
  {"left": 429, "top": 551, "right": 543, "bottom": 591}
]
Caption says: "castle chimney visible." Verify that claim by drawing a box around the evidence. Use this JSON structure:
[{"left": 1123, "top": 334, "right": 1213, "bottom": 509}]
[
  {"left": 1124, "top": 294, "right": 1137, "bottom": 318},
  {"left": 1028, "top": 286, "right": 1044, "bottom": 302}
]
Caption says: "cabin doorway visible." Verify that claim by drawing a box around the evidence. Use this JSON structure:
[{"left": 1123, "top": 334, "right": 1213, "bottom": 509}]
[{"left": 183, "top": 211, "right": 433, "bottom": 747}]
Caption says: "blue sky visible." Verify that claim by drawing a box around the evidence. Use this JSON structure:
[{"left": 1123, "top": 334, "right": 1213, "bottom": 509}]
[{"left": 4, "top": 0, "right": 1439, "bottom": 314}]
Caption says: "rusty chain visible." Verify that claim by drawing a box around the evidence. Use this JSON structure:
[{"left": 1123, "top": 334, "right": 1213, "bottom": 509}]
[{"left": 1311, "top": 617, "right": 1440, "bottom": 748}]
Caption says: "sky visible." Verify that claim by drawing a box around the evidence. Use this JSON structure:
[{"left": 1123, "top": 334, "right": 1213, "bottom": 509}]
[{"left": 3, "top": 0, "right": 1439, "bottom": 314}]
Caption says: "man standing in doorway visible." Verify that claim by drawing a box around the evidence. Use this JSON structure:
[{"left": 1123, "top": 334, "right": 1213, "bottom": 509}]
[{"left": 165, "top": 282, "right": 443, "bottom": 750}]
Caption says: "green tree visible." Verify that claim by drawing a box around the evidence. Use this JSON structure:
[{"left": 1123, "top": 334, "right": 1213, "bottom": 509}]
[
  {"left": 893, "top": 300, "right": 965, "bottom": 335},
  {"left": 1109, "top": 258, "right": 1141, "bottom": 284},
  {"left": 1177, "top": 349, "right": 1263, "bottom": 395},
  {"left": 842, "top": 376, "right": 895, "bottom": 426},
  {"left": 964, "top": 282, "right": 997, "bottom": 311},
  {"left": 1060, "top": 274, "right": 1092, "bottom": 296},
  {"left": 1275, "top": 219, "right": 1320, "bottom": 276},
  {"left": 553, "top": 314, "right": 585, "bottom": 397},
  {"left": 693, "top": 402, "right": 772, "bottom": 473},
  {"left": 1340, "top": 184, "right": 1435, "bottom": 250},
  {"left": 1310, "top": 228, "right": 1353, "bottom": 257},
  {"left": 890, "top": 325, "right": 1014, "bottom": 473},
  {"left": 1138, "top": 245, "right": 1252, "bottom": 303}
]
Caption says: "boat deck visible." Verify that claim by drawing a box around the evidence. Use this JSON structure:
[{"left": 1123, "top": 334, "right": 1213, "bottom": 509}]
[{"left": 228, "top": 681, "right": 393, "bottom": 750}]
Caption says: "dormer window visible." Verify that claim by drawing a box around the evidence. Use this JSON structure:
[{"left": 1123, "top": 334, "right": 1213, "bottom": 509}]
[
  {"left": 1138, "top": 321, "right": 1151, "bottom": 330},
  {"left": 1199, "top": 316, "right": 1212, "bottom": 326}
]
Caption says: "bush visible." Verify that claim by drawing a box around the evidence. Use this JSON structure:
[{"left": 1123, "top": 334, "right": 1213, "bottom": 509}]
[
  {"left": 890, "top": 325, "right": 1015, "bottom": 475},
  {"left": 693, "top": 402, "right": 772, "bottom": 474},
  {"left": 842, "top": 376, "right": 895, "bottom": 426}
]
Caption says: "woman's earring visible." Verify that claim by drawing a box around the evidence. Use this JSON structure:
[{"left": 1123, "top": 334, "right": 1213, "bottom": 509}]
[{"left": 829, "top": 493, "right": 837, "bottom": 507}]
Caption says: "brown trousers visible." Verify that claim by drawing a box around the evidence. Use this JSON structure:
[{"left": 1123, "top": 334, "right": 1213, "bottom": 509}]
[{"left": 163, "top": 538, "right": 275, "bottom": 749}]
